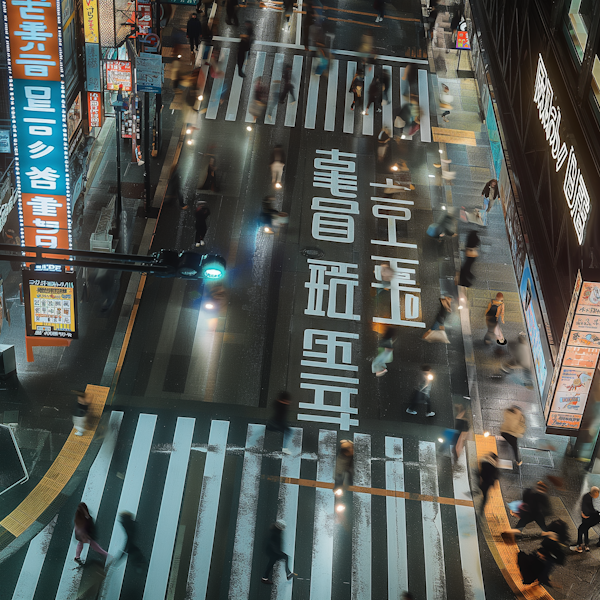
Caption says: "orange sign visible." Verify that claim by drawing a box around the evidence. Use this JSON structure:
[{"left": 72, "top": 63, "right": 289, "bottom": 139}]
[{"left": 88, "top": 91, "right": 103, "bottom": 128}]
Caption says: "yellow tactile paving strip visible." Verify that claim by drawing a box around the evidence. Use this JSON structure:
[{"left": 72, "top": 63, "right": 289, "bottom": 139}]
[
  {"left": 475, "top": 434, "right": 554, "bottom": 599},
  {"left": 0, "top": 385, "right": 109, "bottom": 537},
  {"left": 432, "top": 127, "right": 477, "bottom": 146}
]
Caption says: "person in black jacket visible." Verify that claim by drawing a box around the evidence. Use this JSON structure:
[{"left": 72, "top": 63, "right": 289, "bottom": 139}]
[
  {"left": 194, "top": 201, "right": 210, "bottom": 247},
  {"left": 479, "top": 452, "right": 499, "bottom": 515},
  {"left": 510, "top": 481, "right": 551, "bottom": 533},
  {"left": 261, "top": 521, "right": 294, "bottom": 584},
  {"left": 459, "top": 230, "right": 480, "bottom": 287},
  {"left": 481, "top": 179, "right": 499, "bottom": 226},
  {"left": 186, "top": 13, "right": 202, "bottom": 52},
  {"left": 571, "top": 486, "right": 600, "bottom": 552}
]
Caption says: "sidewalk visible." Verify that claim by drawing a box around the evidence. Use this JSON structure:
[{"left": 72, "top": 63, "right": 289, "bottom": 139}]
[{"left": 428, "top": 6, "right": 600, "bottom": 597}]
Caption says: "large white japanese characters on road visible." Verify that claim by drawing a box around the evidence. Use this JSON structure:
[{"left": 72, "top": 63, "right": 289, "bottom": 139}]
[
  {"left": 534, "top": 54, "right": 590, "bottom": 245},
  {"left": 2, "top": 0, "right": 72, "bottom": 258},
  {"left": 298, "top": 149, "right": 424, "bottom": 430}
]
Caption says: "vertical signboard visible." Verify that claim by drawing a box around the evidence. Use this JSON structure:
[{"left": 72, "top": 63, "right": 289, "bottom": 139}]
[
  {"left": 88, "top": 91, "right": 102, "bottom": 127},
  {"left": 547, "top": 279, "right": 600, "bottom": 432},
  {"left": 2, "top": 0, "right": 72, "bottom": 258},
  {"left": 85, "top": 42, "right": 101, "bottom": 92},
  {"left": 83, "top": 0, "right": 99, "bottom": 43}
]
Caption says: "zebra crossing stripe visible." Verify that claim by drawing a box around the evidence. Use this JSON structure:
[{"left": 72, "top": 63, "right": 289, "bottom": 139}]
[
  {"left": 453, "top": 451, "right": 486, "bottom": 600},
  {"left": 11, "top": 516, "right": 57, "bottom": 600},
  {"left": 101, "top": 413, "right": 157, "bottom": 600},
  {"left": 385, "top": 437, "right": 408, "bottom": 598},
  {"left": 272, "top": 427, "right": 303, "bottom": 600},
  {"left": 206, "top": 48, "right": 230, "bottom": 120},
  {"left": 363, "top": 64, "right": 374, "bottom": 136},
  {"left": 418, "top": 69, "right": 431, "bottom": 142},
  {"left": 246, "top": 51, "right": 266, "bottom": 123},
  {"left": 324, "top": 59, "right": 338, "bottom": 132},
  {"left": 186, "top": 420, "right": 230, "bottom": 600},
  {"left": 56, "top": 411, "right": 124, "bottom": 600},
  {"left": 226, "top": 63, "right": 244, "bottom": 121},
  {"left": 265, "top": 53, "right": 284, "bottom": 125},
  {"left": 304, "top": 57, "right": 321, "bottom": 130},
  {"left": 400, "top": 67, "right": 408, "bottom": 107},
  {"left": 419, "top": 441, "right": 447, "bottom": 600},
  {"left": 228, "top": 424, "right": 266, "bottom": 600},
  {"left": 343, "top": 61, "right": 356, "bottom": 134},
  {"left": 309, "top": 430, "right": 337, "bottom": 600},
  {"left": 352, "top": 433, "right": 372, "bottom": 600},
  {"left": 284, "top": 55, "right": 303, "bottom": 127},
  {"left": 382, "top": 65, "right": 393, "bottom": 134},
  {"left": 143, "top": 417, "right": 195, "bottom": 600}
]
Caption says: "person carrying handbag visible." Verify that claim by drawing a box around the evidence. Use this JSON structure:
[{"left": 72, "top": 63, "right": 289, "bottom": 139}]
[{"left": 484, "top": 292, "right": 506, "bottom": 345}]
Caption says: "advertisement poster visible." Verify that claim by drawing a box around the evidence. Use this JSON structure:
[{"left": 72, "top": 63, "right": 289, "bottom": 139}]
[
  {"left": 23, "top": 271, "right": 78, "bottom": 339},
  {"left": 88, "top": 92, "right": 103, "bottom": 128},
  {"left": 0, "top": 131, "right": 10, "bottom": 153},
  {"left": 520, "top": 256, "right": 548, "bottom": 394},
  {"left": 67, "top": 93, "right": 82, "bottom": 141},
  {"left": 568, "top": 329, "right": 600, "bottom": 348},
  {"left": 552, "top": 367, "right": 594, "bottom": 414},
  {"left": 456, "top": 31, "right": 471, "bottom": 50},
  {"left": 577, "top": 282, "right": 600, "bottom": 315},
  {"left": 106, "top": 61, "right": 132, "bottom": 91},
  {"left": 547, "top": 412, "right": 582, "bottom": 430},
  {"left": 83, "top": 0, "right": 99, "bottom": 43},
  {"left": 563, "top": 346, "right": 600, "bottom": 369}
]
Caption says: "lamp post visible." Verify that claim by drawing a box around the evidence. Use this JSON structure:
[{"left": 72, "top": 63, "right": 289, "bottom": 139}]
[{"left": 112, "top": 95, "right": 124, "bottom": 229}]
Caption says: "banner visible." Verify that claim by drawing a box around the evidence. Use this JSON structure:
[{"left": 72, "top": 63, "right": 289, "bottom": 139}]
[
  {"left": 84, "top": 0, "right": 99, "bottom": 43},
  {"left": 88, "top": 91, "right": 102, "bottom": 128}
]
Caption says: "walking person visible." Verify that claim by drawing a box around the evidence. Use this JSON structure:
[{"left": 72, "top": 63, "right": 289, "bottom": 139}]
[
  {"left": 270, "top": 144, "right": 286, "bottom": 188},
  {"left": 365, "top": 75, "right": 382, "bottom": 116},
  {"left": 116, "top": 512, "right": 146, "bottom": 572},
  {"left": 267, "top": 391, "right": 292, "bottom": 453},
  {"left": 237, "top": 30, "right": 251, "bottom": 77},
  {"left": 484, "top": 292, "right": 506, "bottom": 345},
  {"left": 261, "top": 521, "right": 295, "bottom": 584},
  {"left": 478, "top": 452, "right": 499, "bottom": 515},
  {"left": 570, "top": 486, "right": 600, "bottom": 553},
  {"left": 72, "top": 390, "right": 91, "bottom": 436},
  {"left": 374, "top": 0, "right": 384, "bottom": 22},
  {"left": 334, "top": 439, "right": 354, "bottom": 493},
  {"left": 439, "top": 83, "right": 453, "bottom": 123},
  {"left": 481, "top": 179, "right": 499, "bottom": 226},
  {"left": 500, "top": 405, "right": 526, "bottom": 465},
  {"left": 349, "top": 69, "right": 364, "bottom": 111},
  {"left": 422, "top": 295, "right": 453, "bottom": 343},
  {"left": 458, "top": 230, "right": 480, "bottom": 287},
  {"left": 73, "top": 502, "right": 109, "bottom": 565},
  {"left": 200, "top": 156, "right": 217, "bottom": 191},
  {"left": 501, "top": 334, "right": 534, "bottom": 386},
  {"left": 194, "top": 201, "right": 210, "bottom": 247},
  {"left": 279, "top": 65, "right": 296, "bottom": 104},
  {"left": 509, "top": 481, "right": 550, "bottom": 534},
  {"left": 438, "top": 404, "right": 469, "bottom": 458},
  {"left": 186, "top": 12, "right": 202, "bottom": 53},
  {"left": 225, "top": 0, "right": 239, "bottom": 26},
  {"left": 200, "top": 16, "right": 213, "bottom": 60},
  {"left": 406, "top": 365, "right": 435, "bottom": 417},
  {"left": 371, "top": 326, "right": 395, "bottom": 376}
]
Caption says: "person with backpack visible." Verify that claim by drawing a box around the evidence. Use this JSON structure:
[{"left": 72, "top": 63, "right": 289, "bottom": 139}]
[{"left": 484, "top": 292, "right": 506, "bottom": 345}]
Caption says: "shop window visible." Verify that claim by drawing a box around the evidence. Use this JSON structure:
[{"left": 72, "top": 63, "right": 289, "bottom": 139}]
[{"left": 565, "top": 0, "right": 594, "bottom": 62}]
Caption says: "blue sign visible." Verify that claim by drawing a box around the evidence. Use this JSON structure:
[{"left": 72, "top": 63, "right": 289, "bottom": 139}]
[{"left": 85, "top": 43, "right": 101, "bottom": 92}]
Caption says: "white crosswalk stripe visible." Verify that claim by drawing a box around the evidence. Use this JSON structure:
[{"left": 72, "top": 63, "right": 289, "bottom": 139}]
[
  {"left": 193, "top": 50, "right": 431, "bottom": 140},
  {"left": 6, "top": 414, "right": 486, "bottom": 600}
]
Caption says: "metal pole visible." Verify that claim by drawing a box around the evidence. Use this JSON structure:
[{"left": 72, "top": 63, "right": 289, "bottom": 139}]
[
  {"left": 144, "top": 91, "right": 151, "bottom": 216},
  {"left": 116, "top": 108, "right": 122, "bottom": 226}
]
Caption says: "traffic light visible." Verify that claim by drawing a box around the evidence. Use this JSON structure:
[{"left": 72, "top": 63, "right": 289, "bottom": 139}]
[
  {"left": 200, "top": 254, "right": 226, "bottom": 280},
  {"left": 151, "top": 251, "right": 226, "bottom": 280}
]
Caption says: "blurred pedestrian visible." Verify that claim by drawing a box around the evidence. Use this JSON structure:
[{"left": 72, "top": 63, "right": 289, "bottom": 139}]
[
  {"left": 478, "top": 452, "right": 499, "bottom": 515},
  {"left": 261, "top": 196, "right": 278, "bottom": 229},
  {"left": 371, "top": 326, "right": 395, "bottom": 376},
  {"left": 422, "top": 296, "right": 453, "bottom": 343},
  {"left": 374, "top": 0, "right": 384, "bottom": 22},
  {"left": 200, "top": 16, "right": 213, "bottom": 60},
  {"left": 400, "top": 64, "right": 417, "bottom": 100},
  {"left": 194, "top": 201, "right": 210, "bottom": 247},
  {"left": 509, "top": 481, "right": 550, "bottom": 534},
  {"left": 358, "top": 30, "right": 374, "bottom": 64},
  {"left": 538, "top": 520, "right": 567, "bottom": 585},
  {"left": 377, "top": 126, "right": 391, "bottom": 161},
  {"left": 334, "top": 439, "right": 354, "bottom": 493},
  {"left": 501, "top": 334, "right": 533, "bottom": 386},
  {"left": 366, "top": 75, "right": 382, "bottom": 116},
  {"left": 381, "top": 69, "right": 390, "bottom": 105},
  {"left": 406, "top": 365, "right": 435, "bottom": 417},
  {"left": 267, "top": 391, "right": 291, "bottom": 453},
  {"left": 237, "top": 31, "right": 251, "bottom": 77},
  {"left": 261, "top": 521, "right": 294, "bottom": 584},
  {"left": 349, "top": 69, "right": 364, "bottom": 111},
  {"left": 72, "top": 390, "right": 90, "bottom": 436},
  {"left": 225, "top": 0, "right": 239, "bottom": 26},
  {"left": 459, "top": 230, "right": 480, "bottom": 287},
  {"left": 116, "top": 512, "right": 146, "bottom": 572},
  {"left": 500, "top": 405, "right": 526, "bottom": 465},
  {"left": 438, "top": 404, "right": 469, "bottom": 458},
  {"left": 270, "top": 145, "right": 286, "bottom": 187},
  {"left": 279, "top": 65, "right": 296, "bottom": 104},
  {"left": 283, "top": 0, "right": 293, "bottom": 28},
  {"left": 570, "top": 486, "right": 600, "bottom": 553},
  {"left": 481, "top": 179, "right": 499, "bottom": 226},
  {"left": 201, "top": 156, "right": 217, "bottom": 191},
  {"left": 484, "top": 292, "right": 506, "bottom": 345},
  {"left": 249, "top": 76, "right": 268, "bottom": 120},
  {"left": 439, "top": 83, "right": 453, "bottom": 123},
  {"left": 73, "top": 502, "right": 108, "bottom": 565},
  {"left": 302, "top": 1, "right": 314, "bottom": 50},
  {"left": 186, "top": 12, "right": 202, "bottom": 52}
]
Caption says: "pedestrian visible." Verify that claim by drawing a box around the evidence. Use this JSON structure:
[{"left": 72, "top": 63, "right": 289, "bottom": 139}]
[
  {"left": 377, "top": 126, "right": 391, "bottom": 162},
  {"left": 501, "top": 334, "right": 534, "bottom": 386},
  {"left": 261, "top": 196, "right": 278, "bottom": 229},
  {"left": 484, "top": 292, "right": 506, "bottom": 345},
  {"left": 458, "top": 230, "right": 480, "bottom": 287},
  {"left": 509, "top": 481, "right": 550, "bottom": 534},
  {"left": 279, "top": 65, "right": 296, "bottom": 104},
  {"left": 201, "top": 156, "right": 217, "bottom": 191},
  {"left": 371, "top": 326, "right": 395, "bottom": 376},
  {"left": 334, "top": 439, "right": 354, "bottom": 493},
  {"left": 194, "top": 201, "right": 210, "bottom": 247},
  {"left": 481, "top": 179, "right": 499, "bottom": 226},
  {"left": 478, "top": 452, "right": 499, "bottom": 515},
  {"left": 267, "top": 390, "right": 291, "bottom": 431},
  {"left": 72, "top": 390, "right": 91, "bottom": 436},
  {"left": 381, "top": 69, "right": 390, "bottom": 105},
  {"left": 500, "top": 405, "right": 526, "bottom": 465},
  {"left": 570, "top": 486, "right": 600, "bottom": 553},
  {"left": 261, "top": 521, "right": 294, "bottom": 584},
  {"left": 73, "top": 502, "right": 109, "bottom": 565},
  {"left": 302, "top": 1, "right": 314, "bottom": 50},
  {"left": 186, "top": 12, "right": 202, "bottom": 53},
  {"left": 116, "top": 512, "right": 146, "bottom": 572},
  {"left": 366, "top": 75, "right": 382, "bottom": 116},
  {"left": 200, "top": 16, "right": 213, "bottom": 60},
  {"left": 438, "top": 404, "right": 469, "bottom": 458},
  {"left": 406, "top": 365, "right": 436, "bottom": 417},
  {"left": 237, "top": 32, "right": 251, "bottom": 77},
  {"left": 538, "top": 520, "right": 567, "bottom": 585},
  {"left": 349, "top": 69, "right": 364, "bottom": 111},
  {"left": 225, "top": 0, "right": 239, "bottom": 26},
  {"left": 439, "top": 83, "right": 453, "bottom": 123},
  {"left": 270, "top": 145, "right": 286, "bottom": 188},
  {"left": 358, "top": 30, "right": 374, "bottom": 64},
  {"left": 373, "top": 0, "right": 384, "bottom": 22},
  {"left": 422, "top": 296, "right": 453, "bottom": 343}
]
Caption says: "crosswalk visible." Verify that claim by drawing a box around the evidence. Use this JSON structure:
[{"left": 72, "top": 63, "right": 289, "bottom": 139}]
[
  {"left": 6, "top": 412, "right": 485, "bottom": 600},
  {"left": 189, "top": 47, "right": 432, "bottom": 142}
]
